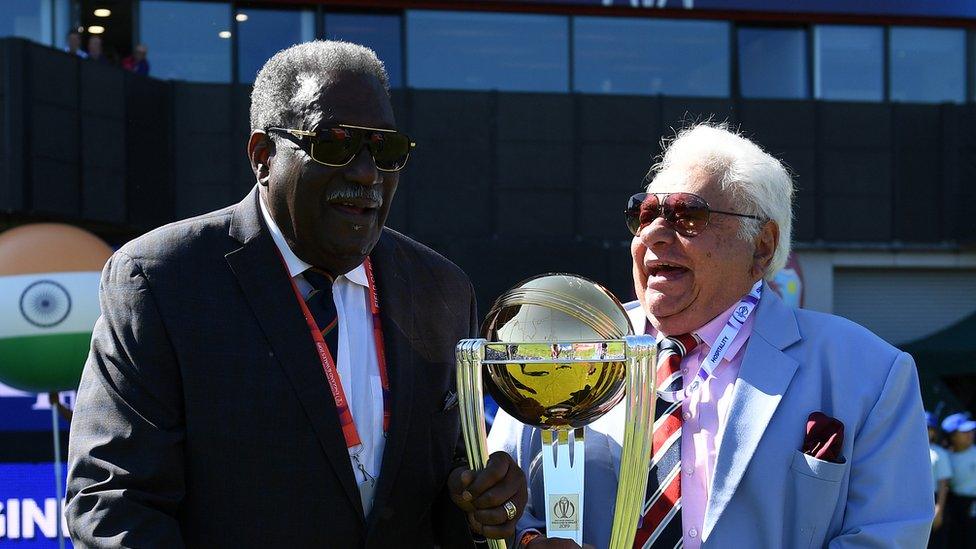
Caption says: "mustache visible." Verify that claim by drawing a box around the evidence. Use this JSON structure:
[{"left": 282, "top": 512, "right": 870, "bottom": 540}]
[{"left": 323, "top": 185, "right": 384, "bottom": 207}]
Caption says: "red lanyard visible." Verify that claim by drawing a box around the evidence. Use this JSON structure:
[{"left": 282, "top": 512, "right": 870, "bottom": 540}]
[{"left": 285, "top": 257, "right": 391, "bottom": 450}]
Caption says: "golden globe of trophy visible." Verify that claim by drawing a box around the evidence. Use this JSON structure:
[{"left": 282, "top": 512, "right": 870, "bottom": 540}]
[{"left": 456, "top": 274, "right": 657, "bottom": 549}]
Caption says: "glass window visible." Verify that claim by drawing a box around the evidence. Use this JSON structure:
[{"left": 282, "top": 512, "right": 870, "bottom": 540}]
[
  {"left": 51, "top": 0, "right": 70, "bottom": 49},
  {"left": 0, "top": 0, "right": 68, "bottom": 47},
  {"left": 237, "top": 9, "right": 315, "bottom": 84},
  {"left": 890, "top": 27, "right": 965, "bottom": 104},
  {"left": 813, "top": 25, "right": 883, "bottom": 101},
  {"left": 325, "top": 13, "right": 403, "bottom": 88},
  {"left": 406, "top": 10, "right": 569, "bottom": 92},
  {"left": 574, "top": 17, "right": 729, "bottom": 97},
  {"left": 738, "top": 27, "right": 807, "bottom": 99},
  {"left": 139, "top": 0, "right": 231, "bottom": 83},
  {"left": 0, "top": 0, "right": 44, "bottom": 43}
]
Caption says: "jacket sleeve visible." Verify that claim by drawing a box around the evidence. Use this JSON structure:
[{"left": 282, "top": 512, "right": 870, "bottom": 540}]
[
  {"left": 65, "top": 252, "right": 186, "bottom": 548},
  {"left": 452, "top": 278, "right": 480, "bottom": 468},
  {"left": 827, "top": 352, "right": 934, "bottom": 548},
  {"left": 433, "top": 279, "right": 479, "bottom": 547}
]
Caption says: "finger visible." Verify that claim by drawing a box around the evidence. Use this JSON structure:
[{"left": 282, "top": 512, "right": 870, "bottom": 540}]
[
  {"left": 472, "top": 465, "right": 525, "bottom": 510},
  {"left": 463, "top": 452, "right": 511, "bottom": 500},
  {"left": 472, "top": 505, "right": 511, "bottom": 526},
  {"left": 471, "top": 484, "right": 518, "bottom": 510},
  {"left": 475, "top": 484, "right": 524, "bottom": 539},
  {"left": 447, "top": 467, "right": 477, "bottom": 510},
  {"left": 447, "top": 467, "right": 475, "bottom": 496},
  {"left": 465, "top": 512, "right": 483, "bottom": 536}
]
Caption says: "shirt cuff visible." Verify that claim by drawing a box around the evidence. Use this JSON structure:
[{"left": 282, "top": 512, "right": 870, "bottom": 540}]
[{"left": 517, "top": 528, "right": 543, "bottom": 548}]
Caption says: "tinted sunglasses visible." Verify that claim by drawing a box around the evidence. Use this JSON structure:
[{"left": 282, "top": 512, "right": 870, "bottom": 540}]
[
  {"left": 624, "top": 192, "right": 765, "bottom": 237},
  {"left": 267, "top": 124, "right": 416, "bottom": 172}
]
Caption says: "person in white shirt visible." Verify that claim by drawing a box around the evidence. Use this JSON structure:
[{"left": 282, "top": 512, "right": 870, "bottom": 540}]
[
  {"left": 928, "top": 411, "right": 952, "bottom": 548},
  {"left": 942, "top": 412, "right": 976, "bottom": 547}
]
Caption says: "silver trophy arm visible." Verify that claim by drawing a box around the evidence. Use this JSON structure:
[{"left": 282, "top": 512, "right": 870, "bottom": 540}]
[{"left": 456, "top": 338, "right": 507, "bottom": 549}]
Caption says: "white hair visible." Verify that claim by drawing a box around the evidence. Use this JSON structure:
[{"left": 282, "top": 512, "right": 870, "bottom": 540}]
[
  {"left": 250, "top": 40, "right": 390, "bottom": 131},
  {"left": 647, "top": 122, "right": 794, "bottom": 280}
]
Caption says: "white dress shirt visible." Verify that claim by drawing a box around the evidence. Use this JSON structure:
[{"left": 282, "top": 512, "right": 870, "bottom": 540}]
[
  {"left": 950, "top": 445, "right": 976, "bottom": 497},
  {"left": 931, "top": 443, "right": 952, "bottom": 492},
  {"left": 260, "top": 199, "right": 385, "bottom": 511}
]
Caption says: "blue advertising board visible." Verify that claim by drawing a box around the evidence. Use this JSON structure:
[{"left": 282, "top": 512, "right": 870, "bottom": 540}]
[
  {"left": 0, "top": 463, "right": 72, "bottom": 547},
  {"left": 0, "top": 385, "right": 71, "bottom": 433}
]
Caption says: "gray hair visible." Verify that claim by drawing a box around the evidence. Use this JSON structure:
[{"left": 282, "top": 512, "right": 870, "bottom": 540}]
[
  {"left": 647, "top": 122, "right": 794, "bottom": 280},
  {"left": 250, "top": 40, "right": 390, "bottom": 131}
]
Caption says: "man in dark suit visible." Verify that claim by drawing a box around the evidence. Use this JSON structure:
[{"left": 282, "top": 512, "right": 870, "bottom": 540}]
[{"left": 65, "top": 40, "right": 525, "bottom": 547}]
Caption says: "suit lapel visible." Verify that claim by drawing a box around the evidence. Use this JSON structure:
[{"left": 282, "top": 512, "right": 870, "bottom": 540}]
[
  {"left": 702, "top": 287, "right": 800, "bottom": 541},
  {"left": 224, "top": 187, "right": 366, "bottom": 523},
  {"left": 365, "top": 232, "right": 416, "bottom": 532}
]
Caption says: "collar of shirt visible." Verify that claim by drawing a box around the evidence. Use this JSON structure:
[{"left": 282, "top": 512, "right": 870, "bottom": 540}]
[
  {"left": 690, "top": 297, "right": 756, "bottom": 364},
  {"left": 259, "top": 196, "right": 368, "bottom": 288},
  {"left": 642, "top": 288, "right": 759, "bottom": 364}
]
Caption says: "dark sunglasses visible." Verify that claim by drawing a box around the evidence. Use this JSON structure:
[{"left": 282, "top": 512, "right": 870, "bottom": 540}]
[
  {"left": 624, "top": 192, "right": 765, "bottom": 237},
  {"left": 266, "top": 124, "right": 416, "bottom": 172}
]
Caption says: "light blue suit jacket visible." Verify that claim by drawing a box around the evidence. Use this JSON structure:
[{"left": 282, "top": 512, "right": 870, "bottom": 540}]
[{"left": 488, "top": 286, "right": 934, "bottom": 548}]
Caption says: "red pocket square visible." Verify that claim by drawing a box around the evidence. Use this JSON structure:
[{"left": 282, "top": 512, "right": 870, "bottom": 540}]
[{"left": 803, "top": 411, "right": 845, "bottom": 463}]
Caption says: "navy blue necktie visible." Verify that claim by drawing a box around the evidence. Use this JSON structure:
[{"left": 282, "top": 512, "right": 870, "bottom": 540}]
[{"left": 303, "top": 269, "right": 339, "bottom": 357}]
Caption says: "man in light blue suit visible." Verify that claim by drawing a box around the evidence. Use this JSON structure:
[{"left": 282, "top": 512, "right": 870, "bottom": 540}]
[{"left": 489, "top": 123, "right": 933, "bottom": 548}]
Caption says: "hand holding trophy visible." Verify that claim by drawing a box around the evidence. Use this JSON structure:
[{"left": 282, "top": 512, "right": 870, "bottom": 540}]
[{"left": 456, "top": 274, "right": 657, "bottom": 548}]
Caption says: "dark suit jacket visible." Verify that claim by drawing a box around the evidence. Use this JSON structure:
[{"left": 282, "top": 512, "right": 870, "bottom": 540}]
[{"left": 66, "top": 187, "right": 477, "bottom": 548}]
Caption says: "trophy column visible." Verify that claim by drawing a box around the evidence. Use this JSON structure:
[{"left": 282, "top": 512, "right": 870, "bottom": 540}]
[
  {"left": 456, "top": 339, "right": 507, "bottom": 549},
  {"left": 457, "top": 335, "right": 657, "bottom": 549},
  {"left": 608, "top": 335, "right": 656, "bottom": 549}
]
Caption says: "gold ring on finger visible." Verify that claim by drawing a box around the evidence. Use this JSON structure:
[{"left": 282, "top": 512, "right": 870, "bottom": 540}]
[{"left": 503, "top": 500, "right": 517, "bottom": 521}]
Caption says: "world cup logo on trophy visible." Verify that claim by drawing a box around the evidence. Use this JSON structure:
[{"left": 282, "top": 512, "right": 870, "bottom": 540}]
[{"left": 456, "top": 274, "right": 657, "bottom": 548}]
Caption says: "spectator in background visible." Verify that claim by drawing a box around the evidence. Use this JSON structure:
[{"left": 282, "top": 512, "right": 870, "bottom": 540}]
[
  {"left": 942, "top": 412, "right": 976, "bottom": 548},
  {"left": 86, "top": 35, "right": 110, "bottom": 65},
  {"left": 928, "top": 411, "right": 952, "bottom": 548},
  {"left": 65, "top": 31, "right": 88, "bottom": 59},
  {"left": 122, "top": 44, "right": 149, "bottom": 76}
]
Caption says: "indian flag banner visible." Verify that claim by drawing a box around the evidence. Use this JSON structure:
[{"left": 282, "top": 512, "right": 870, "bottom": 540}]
[{"left": 0, "top": 224, "right": 112, "bottom": 392}]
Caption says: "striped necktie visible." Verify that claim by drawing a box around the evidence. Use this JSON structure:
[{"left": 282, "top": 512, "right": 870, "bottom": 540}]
[
  {"left": 303, "top": 269, "right": 339, "bottom": 357},
  {"left": 633, "top": 333, "right": 699, "bottom": 549}
]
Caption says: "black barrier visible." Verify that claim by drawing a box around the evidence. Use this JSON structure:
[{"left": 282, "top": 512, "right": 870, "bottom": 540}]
[{"left": 1, "top": 37, "right": 974, "bottom": 312}]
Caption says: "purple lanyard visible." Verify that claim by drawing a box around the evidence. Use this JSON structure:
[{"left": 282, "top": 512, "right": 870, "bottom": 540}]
[{"left": 656, "top": 280, "right": 763, "bottom": 403}]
